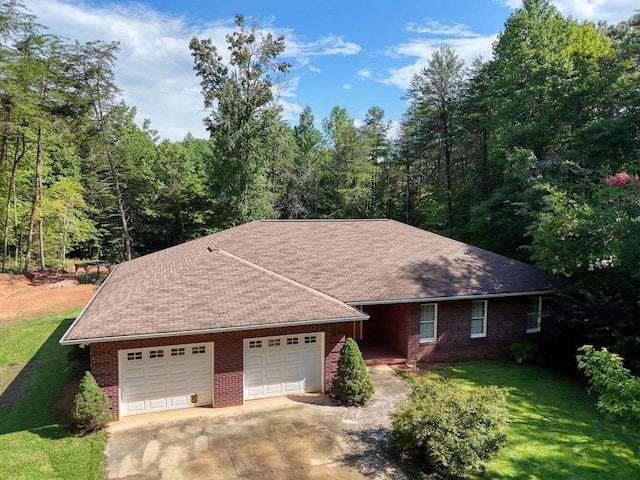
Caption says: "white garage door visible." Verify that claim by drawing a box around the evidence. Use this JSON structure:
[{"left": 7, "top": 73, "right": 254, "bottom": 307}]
[
  {"left": 244, "top": 333, "right": 323, "bottom": 400},
  {"left": 119, "top": 342, "right": 213, "bottom": 417}
]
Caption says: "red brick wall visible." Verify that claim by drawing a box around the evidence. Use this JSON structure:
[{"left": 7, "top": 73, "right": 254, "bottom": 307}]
[
  {"left": 407, "top": 297, "right": 529, "bottom": 363},
  {"left": 90, "top": 321, "right": 353, "bottom": 418}
]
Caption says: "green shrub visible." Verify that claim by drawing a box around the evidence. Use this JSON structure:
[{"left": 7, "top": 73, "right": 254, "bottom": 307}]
[
  {"left": 509, "top": 340, "right": 540, "bottom": 364},
  {"left": 577, "top": 345, "right": 640, "bottom": 429},
  {"left": 331, "top": 337, "right": 375, "bottom": 406},
  {"left": 390, "top": 374, "right": 509, "bottom": 478},
  {"left": 71, "top": 371, "right": 113, "bottom": 432}
]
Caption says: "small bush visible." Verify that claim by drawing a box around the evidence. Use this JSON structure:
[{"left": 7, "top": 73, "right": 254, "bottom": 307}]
[
  {"left": 577, "top": 345, "right": 640, "bottom": 429},
  {"left": 332, "top": 337, "right": 375, "bottom": 406},
  {"left": 390, "top": 374, "right": 509, "bottom": 478},
  {"left": 71, "top": 371, "right": 113, "bottom": 432},
  {"left": 509, "top": 340, "right": 539, "bottom": 364}
]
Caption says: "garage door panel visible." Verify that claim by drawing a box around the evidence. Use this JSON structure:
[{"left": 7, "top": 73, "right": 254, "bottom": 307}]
[
  {"left": 120, "top": 342, "right": 213, "bottom": 417},
  {"left": 244, "top": 334, "right": 322, "bottom": 401}
]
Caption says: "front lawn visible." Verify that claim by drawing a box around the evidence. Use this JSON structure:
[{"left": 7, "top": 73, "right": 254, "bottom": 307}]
[
  {"left": 415, "top": 360, "right": 640, "bottom": 479},
  {"left": 0, "top": 310, "right": 107, "bottom": 480}
]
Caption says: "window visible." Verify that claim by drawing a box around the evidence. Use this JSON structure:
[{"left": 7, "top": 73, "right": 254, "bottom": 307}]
[
  {"left": 127, "top": 351, "right": 142, "bottom": 361},
  {"left": 304, "top": 335, "right": 317, "bottom": 344},
  {"left": 192, "top": 345, "right": 206, "bottom": 355},
  {"left": 248, "top": 340, "right": 262, "bottom": 349},
  {"left": 149, "top": 349, "right": 164, "bottom": 359},
  {"left": 470, "top": 300, "right": 487, "bottom": 338},
  {"left": 527, "top": 297, "right": 542, "bottom": 333},
  {"left": 268, "top": 339, "right": 281, "bottom": 347},
  {"left": 420, "top": 304, "right": 437, "bottom": 342},
  {"left": 286, "top": 337, "right": 299, "bottom": 345},
  {"left": 171, "top": 347, "right": 186, "bottom": 356}
]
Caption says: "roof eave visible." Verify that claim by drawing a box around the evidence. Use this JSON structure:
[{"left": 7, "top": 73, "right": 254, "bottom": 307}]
[
  {"left": 59, "top": 314, "right": 369, "bottom": 346},
  {"left": 348, "top": 289, "right": 555, "bottom": 306}
]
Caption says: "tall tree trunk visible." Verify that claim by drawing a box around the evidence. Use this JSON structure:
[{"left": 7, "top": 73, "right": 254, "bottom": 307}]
[
  {"left": 24, "top": 127, "right": 43, "bottom": 272},
  {"left": 2, "top": 134, "right": 25, "bottom": 272},
  {"left": 104, "top": 141, "right": 131, "bottom": 261},
  {"left": 37, "top": 129, "right": 45, "bottom": 271}
]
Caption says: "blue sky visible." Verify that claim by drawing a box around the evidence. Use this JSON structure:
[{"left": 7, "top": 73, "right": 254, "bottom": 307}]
[{"left": 25, "top": 0, "right": 639, "bottom": 141}]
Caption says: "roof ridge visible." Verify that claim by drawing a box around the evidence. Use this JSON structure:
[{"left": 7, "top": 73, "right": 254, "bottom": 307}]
[
  {"left": 258, "top": 218, "right": 390, "bottom": 223},
  {"left": 208, "top": 247, "right": 361, "bottom": 312}
]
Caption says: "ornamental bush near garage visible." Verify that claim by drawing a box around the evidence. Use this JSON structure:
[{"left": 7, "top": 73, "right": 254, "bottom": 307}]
[
  {"left": 332, "top": 337, "right": 375, "bottom": 406},
  {"left": 71, "top": 371, "right": 113, "bottom": 433},
  {"left": 390, "top": 374, "right": 509, "bottom": 478}
]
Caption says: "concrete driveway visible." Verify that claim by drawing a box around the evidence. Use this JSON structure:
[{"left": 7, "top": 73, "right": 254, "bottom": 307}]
[{"left": 106, "top": 365, "right": 409, "bottom": 479}]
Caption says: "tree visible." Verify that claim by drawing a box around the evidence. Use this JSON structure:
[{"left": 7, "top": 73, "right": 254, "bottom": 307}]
[
  {"left": 577, "top": 345, "right": 640, "bottom": 428},
  {"left": 71, "top": 371, "right": 113, "bottom": 432},
  {"left": 72, "top": 40, "right": 133, "bottom": 261},
  {"left": 189, "top": 14, "right": 290, "bottom": 226},
  {"left": 331, "top": 337, "right": 374, "bottom": 406},
  {"left": 322, "top": 106, "right": 377, "bottom": 217},
  {"left": 399, "top": 46, "right": 466, "bottom": 230}
]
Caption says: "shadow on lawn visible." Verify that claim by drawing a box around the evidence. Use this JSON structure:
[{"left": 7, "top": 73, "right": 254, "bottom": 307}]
[
  {"left": 0, "top": 316, "right": 79, "bottom": 438},
  {"left": 439, "top": 361, "right": 640, "bottom": 479}
]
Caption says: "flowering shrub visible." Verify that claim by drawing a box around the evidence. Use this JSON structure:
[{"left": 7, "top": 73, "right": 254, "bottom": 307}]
[{"left": 606, "top": 171, "right": 630, "bottom": 188}]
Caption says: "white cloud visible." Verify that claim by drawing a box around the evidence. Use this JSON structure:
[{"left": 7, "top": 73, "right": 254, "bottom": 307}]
[
  {"left": 308, "top": 65, "right": 321, "bottom": 73},
  {"left": 495, "top": 0, "right": 638, "bottom": 23},
  {"left": 343, "top": 84, "right": 352, "bottom": 90},
  {"left": 550, "top": 0, "right": 638, "bottom": 24},
  {"left": 357, "top": 69, "right": 372, "bottom": 79},
  {"left": 25, "top": 1, "right": 361, "bottom": 141},
  {"left": 382, "top": 35, "right": 497, "bottom": 90},
  {"left": 285, "top": 34, "right": 361, "bottom": 65},
  {"left": 406, "top": 18, "right": 480, "bottom": 38}
]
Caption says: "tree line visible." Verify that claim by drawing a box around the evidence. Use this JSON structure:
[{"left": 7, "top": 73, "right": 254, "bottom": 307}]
[{"left": 1, "top": 1, "right": 639, "bottom": 368}]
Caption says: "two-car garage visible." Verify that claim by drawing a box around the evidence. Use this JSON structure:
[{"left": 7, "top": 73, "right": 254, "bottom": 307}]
[{"left": 118, "top": 333, "right": 324, "bottom": 417}]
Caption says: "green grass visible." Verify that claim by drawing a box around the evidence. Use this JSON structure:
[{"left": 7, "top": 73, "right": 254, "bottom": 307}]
[
  {"left": 424, "top": 360, "right": 640, "bottom": 479},
  {"left": 0, "top": 310, "right": 107, "bottom": 480}
]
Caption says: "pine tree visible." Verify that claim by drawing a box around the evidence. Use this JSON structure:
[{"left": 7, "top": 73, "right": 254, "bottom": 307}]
[{"left": 332, "top": 337, "right": 375, "bottom": 406}]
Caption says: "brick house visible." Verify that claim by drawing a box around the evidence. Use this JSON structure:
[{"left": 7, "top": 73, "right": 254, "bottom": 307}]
[{"left": 60, "top": 219, "right": 555, "bottom": 418}]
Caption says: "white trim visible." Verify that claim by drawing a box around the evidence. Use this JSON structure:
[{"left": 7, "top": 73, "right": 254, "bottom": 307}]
[
  {"left": 419, "top": 303, "right": 437, "bottom": 343},
  {"left": 526, "top": 296, "right": 543, "bottom": 333},
  {"left": 348, "top": 290, "right": 554, "bottom": 306},
  {"left": 60, "top": 315, "right": 368, "bottom": 345},
  {"left": 470, "top": 300, "right": 488, "bottom": 338}
]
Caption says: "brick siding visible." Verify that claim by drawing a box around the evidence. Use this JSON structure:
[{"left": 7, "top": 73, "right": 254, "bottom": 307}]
[
  {"left": 408, "top": 297, "right": 530, "bottom": 363},
  {"left": 90, "top": 322, "right": 353, "bottom": 419}
]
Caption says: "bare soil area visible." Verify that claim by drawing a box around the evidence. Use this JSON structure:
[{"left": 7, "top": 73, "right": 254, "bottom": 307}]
[{"left": 0, "top": 272, "right": 96, "bottom": 324}]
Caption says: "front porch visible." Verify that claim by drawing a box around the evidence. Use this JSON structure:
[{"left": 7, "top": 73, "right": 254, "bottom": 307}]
[
  {"left": 358, "top": 341, "right": 407, "bottom": 366},
  {"left": 355, "top": 303, "right": 411, "bottom": 366}
]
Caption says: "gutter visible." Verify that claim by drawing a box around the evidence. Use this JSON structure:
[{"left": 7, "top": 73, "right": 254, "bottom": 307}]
[
  {"left": 348, "top": 289, "right": 555, "bottom": 306},
  {"left": 59, "top": 313, "right": 369, "bottom": 346}
]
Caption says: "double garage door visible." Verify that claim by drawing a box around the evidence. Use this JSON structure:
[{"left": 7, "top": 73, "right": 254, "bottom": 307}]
[{"left": 118, "top": 333, "right": 323, "bottom": 416}]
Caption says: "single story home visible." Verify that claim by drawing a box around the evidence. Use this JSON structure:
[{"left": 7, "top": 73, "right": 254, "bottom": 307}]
[{"left": 60, "top": 219, "right": 555, "bottom": 418}]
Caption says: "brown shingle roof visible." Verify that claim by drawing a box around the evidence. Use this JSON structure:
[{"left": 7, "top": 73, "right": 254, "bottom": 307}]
[{"left": 61, "top": 219, "right": 555, "bottom": 343}]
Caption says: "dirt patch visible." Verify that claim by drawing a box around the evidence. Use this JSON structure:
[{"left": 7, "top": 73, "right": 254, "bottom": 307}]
[{"left": 0, "top": 272, "right": 96, "bottom": 325}]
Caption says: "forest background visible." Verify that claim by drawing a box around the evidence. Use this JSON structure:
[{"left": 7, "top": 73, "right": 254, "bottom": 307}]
[{"left": 1, "top": 0, "right": 639, "bottom": 371}]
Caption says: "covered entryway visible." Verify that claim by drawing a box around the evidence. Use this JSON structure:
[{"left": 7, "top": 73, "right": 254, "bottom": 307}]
[
  {"left": 243, "top": 333, "right": 323, "bottom": 400},
  {"left": 119, "top": 342, "right": 213, "bottom": 417}
]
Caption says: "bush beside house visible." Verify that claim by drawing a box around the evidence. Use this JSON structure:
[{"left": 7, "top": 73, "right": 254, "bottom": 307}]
[{"left": 332, "top": 337, "right": 375, "bottom": 406}]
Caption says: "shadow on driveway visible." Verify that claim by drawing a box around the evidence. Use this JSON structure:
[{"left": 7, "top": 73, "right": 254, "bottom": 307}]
[{"left": 107, "top": 365, "right": 409, "bottom": 479}]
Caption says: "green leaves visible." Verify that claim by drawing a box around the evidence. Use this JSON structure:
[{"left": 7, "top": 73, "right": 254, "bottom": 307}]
[
  {"left": 390, "top": 374, "right": 509, "bottom": 478},
  {"left": 577, "top": 345, "right": 640, "bottom": 429},
  {"left": 331, "top": 338, "right": 374, "bottom": 406}
]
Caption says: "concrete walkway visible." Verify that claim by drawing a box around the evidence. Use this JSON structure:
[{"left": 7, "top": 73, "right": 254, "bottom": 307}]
[{"left": 106, "top": 365, "right": 410, "bottom": 479}]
